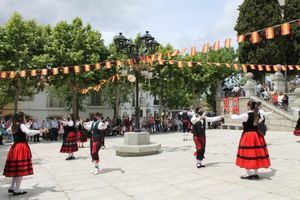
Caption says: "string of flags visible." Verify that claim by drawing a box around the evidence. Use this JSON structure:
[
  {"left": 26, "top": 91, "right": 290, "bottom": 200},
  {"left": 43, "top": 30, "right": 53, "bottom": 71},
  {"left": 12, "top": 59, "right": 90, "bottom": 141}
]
[
  {"left": 1, "top": 54, "right": 299, "bottom": 80},
  {"left": 237, "top": 18, "right": 299, "bottom": 44}
]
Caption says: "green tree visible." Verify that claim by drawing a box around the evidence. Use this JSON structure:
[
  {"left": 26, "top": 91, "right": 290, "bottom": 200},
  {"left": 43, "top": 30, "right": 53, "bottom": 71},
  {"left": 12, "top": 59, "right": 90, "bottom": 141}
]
[
  {"left": 46, "top": 18, "right": 109, "bottom": 119},
  {"left": 235, "top": 0, "right": 285, "bottom": 80},
  {"left": 0, "top": 12, "right": 49, "bottom": 114},
  {"left": 284, "top": 0, "right": 300, "bottom": 65}
]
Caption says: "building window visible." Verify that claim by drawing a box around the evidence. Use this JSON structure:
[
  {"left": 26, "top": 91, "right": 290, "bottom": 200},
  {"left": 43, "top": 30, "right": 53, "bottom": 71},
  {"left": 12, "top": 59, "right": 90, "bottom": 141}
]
[
  {"left": 153, "top": 96, "right": 159, "bottom": 105},
  {"left": 47, "top": 94, "right": 63, "bottom": 107},
  {"left": 90, "top": 91, "right": 102, "bottom": 106}
]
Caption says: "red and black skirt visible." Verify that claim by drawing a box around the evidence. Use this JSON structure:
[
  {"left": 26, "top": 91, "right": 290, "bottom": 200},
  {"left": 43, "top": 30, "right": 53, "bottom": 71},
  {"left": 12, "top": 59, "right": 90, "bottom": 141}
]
[
  {"left": 236, "top": 131, "right": 271, "bottom": 169},
  {"left": 3, "top": 142, "right": 33, "bottom": 177},
  {"left": 90, "top": 137, "right": 102, "bottom": 162},
  {"left": 193, "top": 134, "right": 206, "bottom": 161},
  {"left": 60, "top": 131, "right": 78, "bottom": 153},
  {"left": 77, "top": 131, "right": 87, "bottom": 142}
]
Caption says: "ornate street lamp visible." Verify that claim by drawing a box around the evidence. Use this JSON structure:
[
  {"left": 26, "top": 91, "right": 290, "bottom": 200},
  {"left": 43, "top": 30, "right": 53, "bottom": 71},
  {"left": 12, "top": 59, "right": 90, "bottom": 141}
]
[{"left": 114, "top": 31, "right": 159, "bottom": 132}]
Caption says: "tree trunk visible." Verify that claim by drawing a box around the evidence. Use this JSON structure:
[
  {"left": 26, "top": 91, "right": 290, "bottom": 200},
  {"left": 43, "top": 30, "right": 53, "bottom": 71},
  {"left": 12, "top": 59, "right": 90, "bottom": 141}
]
[
  {"left": 71, "top": 86, "right": 78, "bottom": 120},
  {"left": 115, "top": 83, "right": 120, "bottom": 117},
  {"left": 13, "top": 79, "right": 20, "bottom": 115}
]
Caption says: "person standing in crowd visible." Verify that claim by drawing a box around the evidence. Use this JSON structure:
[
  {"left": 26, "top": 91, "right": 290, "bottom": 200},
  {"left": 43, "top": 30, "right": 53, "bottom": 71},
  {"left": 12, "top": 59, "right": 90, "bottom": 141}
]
[
  {"left": 76, "top": 119, "right": 87, "bottom": 148},
  {"left": 191, "top": 107, "right": 224, "bottom": 168},
  {"left": 83, "top": 113, "right": 107, "bottom": 175},
  {"left": 50, "top": 118, "right": 59, "bottom": 141},
  {"left": 282, "top": 93, "right": 289, "bottom": 111},
  {"left": 272, "top": 92, "right": 278, "bottom": 106},
  {"left": 59, "top": 114, "right": 78, "bottom": 160},
  {"left": 42, "top": 119, "right": 51, "bottom": 141},
  {"left": 180, "top": 108, "right": 190, "bottom": 141},
  {"left": 278, "top": 92, "right": 284, "bottom": 108},
  {"left": 149, "top": 114, "right": 155, "bottom": 133},
  {"left": 231, "top": 101, "right": 271, "bottom": 180},
  {"left": 154, "top": 114, "right": 161, "bottom": 133},
  {"left": 32, "top": 119, "right": 42, "bottom": 143},
  {"left": 256, "top": 102, "right": 273, "bottom": 136},
  {"left": 3, "top": 112, "right": 46, "bottom": 196}
]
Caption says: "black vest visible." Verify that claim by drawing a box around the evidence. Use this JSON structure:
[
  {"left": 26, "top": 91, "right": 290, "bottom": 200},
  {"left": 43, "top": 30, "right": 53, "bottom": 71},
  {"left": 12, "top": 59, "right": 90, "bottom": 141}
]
[
  {"left": 91, "top": 121, "right": 103, "bottom": 141},
  {"left": 13, "top": 126, "right": 27, "bottom": 143},
  {"left": 242, "top": 113, "right": 258, "bottom": 132},
  {"left": 193, "top": 118, "right": 206, "bottom": 136}
]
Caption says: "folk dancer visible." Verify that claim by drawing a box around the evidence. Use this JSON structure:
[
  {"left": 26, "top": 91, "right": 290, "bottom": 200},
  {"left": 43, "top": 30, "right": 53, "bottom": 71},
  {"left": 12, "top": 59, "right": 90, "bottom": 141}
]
[
  {"left": 3, "top": 112, "right": 46, "bottom": 196},
  {"left": 83, "top": 113, "right": 107, "bottom": 175},
  {"left": 231, "top": 101, "right": 271, "bottom": 180},
  {"left": 191, "top": 107, "right": 224, "bottom": 168},
  {"left": 59, "top": 114, "right": 78, "bottom": 160}
]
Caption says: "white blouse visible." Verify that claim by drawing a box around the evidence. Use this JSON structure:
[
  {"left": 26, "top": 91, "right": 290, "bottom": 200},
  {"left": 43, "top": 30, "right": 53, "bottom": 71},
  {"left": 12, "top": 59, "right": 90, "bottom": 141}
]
[
  {"left": 61, "top": 120, "right": 74, "bottom": 127},
  {"left": 231, "top": 111, "right": 264, "bottom": 123},
  {"left": 6, "top": 124, "right": 41, "bottom": 136},
  {"left": 83, "top": 121, "right": 107, "bottom": 131},
  {"left": 191, "top": 114, "right": 222, "bottom": 125}
]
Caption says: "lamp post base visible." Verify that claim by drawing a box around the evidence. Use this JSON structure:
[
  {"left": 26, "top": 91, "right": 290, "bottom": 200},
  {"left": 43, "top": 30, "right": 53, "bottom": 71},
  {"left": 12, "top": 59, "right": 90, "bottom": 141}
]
[{"left": 113, "top": 132, "right": 161, "bottom": 157}]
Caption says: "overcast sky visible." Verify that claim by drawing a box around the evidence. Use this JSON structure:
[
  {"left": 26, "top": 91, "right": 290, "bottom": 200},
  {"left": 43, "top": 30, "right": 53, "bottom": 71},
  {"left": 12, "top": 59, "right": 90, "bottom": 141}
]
[{"left": 1, "top": 0, "right": 244, "bottom": 49}]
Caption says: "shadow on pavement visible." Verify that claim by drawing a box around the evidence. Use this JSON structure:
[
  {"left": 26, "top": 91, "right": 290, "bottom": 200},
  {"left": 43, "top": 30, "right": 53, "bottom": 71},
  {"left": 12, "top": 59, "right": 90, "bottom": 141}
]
[
  {"left": 258, "top": 168, "right": 277, "bottom": 180},
  {"left": 100, "top": 168, "right": 125, "bottom": 174},
  {"left": 204, "top": 161, "right": 234, "bottom": 167}
]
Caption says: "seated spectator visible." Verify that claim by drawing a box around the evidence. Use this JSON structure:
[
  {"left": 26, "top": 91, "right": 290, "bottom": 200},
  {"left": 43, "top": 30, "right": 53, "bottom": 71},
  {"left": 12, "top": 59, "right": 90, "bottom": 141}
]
[
  {"left": 282, "top": 94, "right": 289, "bottom": 111},
  {"left": 272, "top": 92, "right": 278, "bottom": 106}
]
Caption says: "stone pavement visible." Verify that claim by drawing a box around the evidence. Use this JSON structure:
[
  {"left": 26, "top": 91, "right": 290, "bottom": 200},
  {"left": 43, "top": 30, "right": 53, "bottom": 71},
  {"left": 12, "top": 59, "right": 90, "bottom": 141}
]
[{"left": 1, "top": 130, "right": 300, "bottom": 200}]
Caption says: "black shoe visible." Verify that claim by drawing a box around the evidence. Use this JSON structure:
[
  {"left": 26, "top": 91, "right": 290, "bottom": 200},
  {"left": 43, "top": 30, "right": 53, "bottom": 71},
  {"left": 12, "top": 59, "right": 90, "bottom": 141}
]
[
  {"left": 197, "top": 163, "right": 201, "bottom": 168},
  {"left": 240, "top": 175, "right": 253, "bottom": 180},
  {"left": 200, "top": 164, "right": 205, "bottom": 168},
  {"left": 252, "top": 175, "right": 259, "bottom": 179},
  {"left": 66, "top": 157, "right": 71, "bottom": 160},
  {"left": 13, "top": 191, "right": 27, "bottom": 196},
  {"left": 70, "top": 156, "right": 75, "bottom": 160},
  {"left": 8, "top": 189, "right": 14, "bottom": 193}
]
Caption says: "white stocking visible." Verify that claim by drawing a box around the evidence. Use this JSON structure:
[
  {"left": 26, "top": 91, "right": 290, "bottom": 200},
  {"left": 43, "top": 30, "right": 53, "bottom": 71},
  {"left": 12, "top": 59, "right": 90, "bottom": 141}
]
[
  {"left": 14, "top": 176, "right": 23, "bottom": 193},
  {"left": 245, "top": 169, "right": 251, "bottom": 176},
  {"left": 10, "top": 177, "right": 17, "bottom": 190}
]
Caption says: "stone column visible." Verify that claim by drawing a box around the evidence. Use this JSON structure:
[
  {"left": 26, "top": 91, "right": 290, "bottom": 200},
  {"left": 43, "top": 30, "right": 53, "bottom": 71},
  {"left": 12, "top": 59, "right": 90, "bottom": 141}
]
[
  {"left": 244, "top": 72, "right": 255, "bottom": 97},
  {"left": 271, "top": 66, "right": 285, "bottom": 93}
]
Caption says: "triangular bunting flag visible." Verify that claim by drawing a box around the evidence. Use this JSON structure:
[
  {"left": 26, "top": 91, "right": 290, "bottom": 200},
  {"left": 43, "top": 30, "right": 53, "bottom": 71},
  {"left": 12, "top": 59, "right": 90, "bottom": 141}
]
[
  {"left": 225, "top": 38, "right": 231, "bottom": 48},
  {"left": 265, "top": 65, "right": 271, "bottom": 71},
  {"left": 190, "top": 46, "right": 196, "bottom": 56},
  {"left": 180, "top": 48, "right": 187, "bottom": 55},
  {"left": 250, "top": 65, "right": 256, "bottom": 70},
  {"left": 242, "top": 64, "right": 247, "bottom": 73},
  {"left": 63, "top": 67, "right": 69, "bottom": 74},
  {"left": 258, "top": 65, "right": 263, "bottom": 71},
  {"left": 233, "top": 64, "right": 239, "bottom": 71},
  {"left": 251, "top": 32, "right": 260, "bottom": 44},
  {"left": 95, "top": 63, "right": 101, "bottom": 70},
  {"left": 288, "top": 65, "right": 294, "bottom": 70},
  {"left": 237, "top": 35, "right": 245, "bottom": 43},
  {"left": 187, "top": 61, "right": 193, "bottom": 68},
  {"left": 74, "top": 65, "right": 80, "bottom": 74},
  {"left": 281, "top": 23, "right": 291, "bottom": 35},
  {"left": 213, "top": 41, "right": 220, "bottom": 51},
  {"left": 265, "top": 27, "right": 275, "bottom": 39}
]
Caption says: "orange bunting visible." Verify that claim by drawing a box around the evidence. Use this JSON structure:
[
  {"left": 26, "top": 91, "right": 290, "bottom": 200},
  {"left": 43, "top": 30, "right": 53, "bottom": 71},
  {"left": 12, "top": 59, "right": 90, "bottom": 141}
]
[
  {"left": 169, "top": 60, "right": 174, "bottom": 65},
  {"left": 63, "top": 67, "right": 69, "bottom": 74},
  {"left": 251, "top": 31, "right": 260, "bottom": 44},
  {"left": 95, "top": 63, "right": 101, "bottom": 70},
  {"left": 213, "top": 41, "right": 220, "bottom": 51},
  {"left": 288, "top": 65, "right": 294, "bottom": 70},
  {"left": 9, "top": 71, "right": 16, "bottom": 79},
  {"left": 74, "top": 65, "right": 80, "bottom": 74},
  {"left": 151, "top": 54, "right": 156, "bottom": 62},
  {"left": 19, "top": 70, "right": 26, "bottom": 77},
  {"left": 197, "top": 62, "right": 202, "bottom": 66},
  {"left": 180, "top": 48, "right": 187, "bottom": 55},
  {"left": 242, "top": 64, "right": 247, "bottom": 73},
  {"left": 116, "top": 60, "right": 122, "bottom": 67},
  {"left": 225, "top": 38, "right": 231, "bottom": 48},
  {"left": 258, "top": 65, "right": 263, "bottom": 71},
  {"left": 265, "top": 27, "right": 275, "bottom": 39},
  {"left": 281, "top": 65, "right": 287, "bottom": 71},
  {"left": 265, "top": 65, "right": 271, "bottom": 72},
  {"left": 177, "top": 61, "right": 183, "bottom": 68},
  {"left": 187, "top": 61, "right": 193, "bottom": 68},
  {"left": 41, "top": 69, "right": 48, "bottom": 76},
  {"left": 105, "top": 61, "right": 111, "bottom": 69},
  {"left": 250, "top": 65, "right": 256, "bottom": 70},
  {"left": 233, "top": 64, "right": 239, "bottom": 71},
  {"left": 157, "top": 53, "right": 162, "bottom": 61},
  {"left": 167, "top": 52, "right": 171, "bottom": 60},
  {"left": 281, "top": 23, "right": 291, "bottom": 35},
  {"left": 190, "top": 46, "right": 197, "bottom": 56},
  {"left": 215, "top": 63, "right": 221, "bottom": 67},
  {"left": 158, "top": 60, "right": 164, "bottom": 65},
  {"left": 273, "top": 65, "right": 278, "bottom": 71},
  {"left": 202, "top": 43, "right": 209, "bottom": 53},
  {"left": 84, "top": 64, "right": 90, "bottom": 72},
  {"left": 31, "top": 70, "right": 37, "bottom": 76},
  {"left": 296, "top": 65, "right": 300, "bottom": 70},
  {"left": 225, "top": 64, "right": 231, "bottom": 68},
  {"left": 171, "top": 49, "right": 179, "bottom": 57},
  {"left": 237, "top": 35, "right": 245, "bottom": 43},
  {"left": 1, "top": 72, "right": 7, "bottom": 79}
]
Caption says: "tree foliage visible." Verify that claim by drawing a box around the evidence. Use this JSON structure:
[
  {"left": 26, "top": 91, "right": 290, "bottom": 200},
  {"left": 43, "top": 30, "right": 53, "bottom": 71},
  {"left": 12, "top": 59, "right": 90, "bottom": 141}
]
[
  {"left": 284, "top": 0, "right": 300, "bottom": 65},
  {"left": 235, "top": 0, "right": 285, "bottom": 67}
]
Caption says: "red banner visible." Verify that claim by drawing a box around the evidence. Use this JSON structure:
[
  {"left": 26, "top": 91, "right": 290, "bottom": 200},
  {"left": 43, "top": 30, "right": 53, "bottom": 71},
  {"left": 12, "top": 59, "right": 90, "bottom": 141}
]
[
  {"left": 224, "top": 98, "right": 229, "bottom": 113},
  {"left": 232, "top": 97, "right": 239, "bottom": 114}
]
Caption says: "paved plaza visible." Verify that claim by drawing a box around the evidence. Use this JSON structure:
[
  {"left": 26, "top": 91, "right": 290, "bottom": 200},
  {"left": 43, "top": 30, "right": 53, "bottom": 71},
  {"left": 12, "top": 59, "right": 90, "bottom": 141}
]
[{"left": 1, "top": 130, "right": 300, "bottom": 200}]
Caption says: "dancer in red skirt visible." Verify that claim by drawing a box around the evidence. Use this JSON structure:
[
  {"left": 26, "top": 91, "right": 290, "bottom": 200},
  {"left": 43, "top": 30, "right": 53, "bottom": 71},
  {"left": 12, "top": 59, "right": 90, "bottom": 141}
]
[
  {"left": 60, "top": 114, "right": 78, "bottom": 160},
  {"left": 191, "top": 107, "right": 224, "bottom": 168},
  {"left": 83, "top": 113, "right": 107, "bottom": 175},
  {"left": 231, "top": 101, "right": 271, "bottom": 180},
  {"left": 76, "top": 120, "right": 87, "bottom": 148},
  {"left": 3, "top": 112, "right": 46, "bottom": 196}
]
